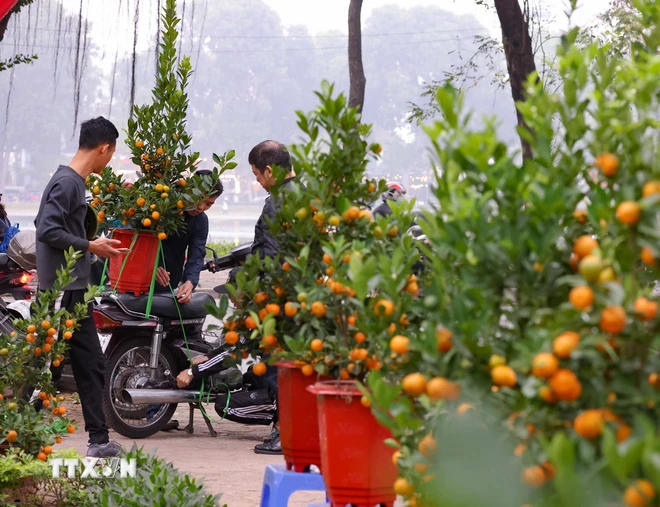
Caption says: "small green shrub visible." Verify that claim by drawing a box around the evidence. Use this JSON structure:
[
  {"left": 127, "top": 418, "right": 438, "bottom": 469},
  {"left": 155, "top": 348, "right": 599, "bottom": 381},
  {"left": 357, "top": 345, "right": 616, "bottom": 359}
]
[{"left": 85, "top": 445, "right": 223, "bottom": 507}]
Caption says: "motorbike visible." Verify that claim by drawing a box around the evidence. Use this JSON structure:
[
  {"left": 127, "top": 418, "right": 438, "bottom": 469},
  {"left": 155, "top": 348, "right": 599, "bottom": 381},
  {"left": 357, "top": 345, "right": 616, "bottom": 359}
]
[
  {"left": 0, "top": 253, "right": 36, "bottom": 302},
  {"left": 0, "top": 230, "right": 38, "bottom": 323},
  {"left": 96, "top": 243, "right": 251, "bottom": 439}
]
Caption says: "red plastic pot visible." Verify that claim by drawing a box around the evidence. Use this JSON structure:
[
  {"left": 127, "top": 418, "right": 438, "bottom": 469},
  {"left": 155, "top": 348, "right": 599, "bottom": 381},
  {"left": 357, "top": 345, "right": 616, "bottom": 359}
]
[
  {"left": 108, "top": 229, "right": 160, "bottom": 295},
  {"left": 307, "top": 380, "right": 397, "bottom": 507},
  {"left": 277, "top": 362, "right": 327, "bottom": 472},
  {"left": 0, "top": 2, "right": 19, "bottom": 22}
]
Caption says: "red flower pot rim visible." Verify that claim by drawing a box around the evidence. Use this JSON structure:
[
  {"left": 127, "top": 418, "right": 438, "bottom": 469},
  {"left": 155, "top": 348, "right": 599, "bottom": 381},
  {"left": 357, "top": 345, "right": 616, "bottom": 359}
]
[
  {"left": 307, "top": 380, "right": 361, "bottom": 397},
  {"left": 275, "top": 361, "right": 297, "bottom": 370}
]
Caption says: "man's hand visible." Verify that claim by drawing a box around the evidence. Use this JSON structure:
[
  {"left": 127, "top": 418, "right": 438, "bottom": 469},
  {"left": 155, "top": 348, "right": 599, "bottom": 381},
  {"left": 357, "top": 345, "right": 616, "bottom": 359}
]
[
  {"left": 176, "top": 369, "right": 193, "bottom": 388},
  {"left": 88, "top": 238, "right": 124, "bottom": 258},
  {"left": 192, "top": 355, "right": 208, "bottom": 365},
  {"left": 156, "top": 267, "right": 170, "bottom": 287},
  {"left": 177, "top": 280, "right": 194, "bottom": 304}
]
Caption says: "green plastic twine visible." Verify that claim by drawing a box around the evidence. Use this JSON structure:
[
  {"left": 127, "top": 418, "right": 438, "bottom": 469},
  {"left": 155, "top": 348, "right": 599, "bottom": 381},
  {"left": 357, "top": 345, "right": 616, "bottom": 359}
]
[
  {"left": 110, "top": 230, "right": 140, "bottom": 295},
  {"left": 158, "top": 243, "right": 224, "bottom": 422}
]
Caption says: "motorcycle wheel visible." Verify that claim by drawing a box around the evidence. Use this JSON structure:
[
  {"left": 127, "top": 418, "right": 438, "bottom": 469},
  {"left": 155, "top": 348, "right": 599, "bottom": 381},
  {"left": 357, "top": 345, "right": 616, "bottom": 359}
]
[{"left": 103, "top": 337, "right": 178, "bottom": 439}]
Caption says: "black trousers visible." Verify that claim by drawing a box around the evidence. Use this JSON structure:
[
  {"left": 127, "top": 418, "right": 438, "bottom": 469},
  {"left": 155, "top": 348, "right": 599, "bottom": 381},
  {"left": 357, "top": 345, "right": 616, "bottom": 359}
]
[{"left": 47, "top": 290, "right": 109, "bottom": 445}]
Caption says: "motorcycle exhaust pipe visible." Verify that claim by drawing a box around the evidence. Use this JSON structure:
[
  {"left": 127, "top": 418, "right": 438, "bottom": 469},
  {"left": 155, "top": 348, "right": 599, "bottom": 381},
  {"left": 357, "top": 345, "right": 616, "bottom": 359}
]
[{"left": 122, "top": 388, "right": 218, "bottom": 405}]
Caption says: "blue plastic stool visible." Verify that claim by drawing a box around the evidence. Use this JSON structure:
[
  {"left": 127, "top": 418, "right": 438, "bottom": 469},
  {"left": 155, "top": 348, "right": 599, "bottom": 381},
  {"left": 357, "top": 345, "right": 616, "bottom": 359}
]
[{"left": 259, "top": 464, "right": 327, "bottom": 507}]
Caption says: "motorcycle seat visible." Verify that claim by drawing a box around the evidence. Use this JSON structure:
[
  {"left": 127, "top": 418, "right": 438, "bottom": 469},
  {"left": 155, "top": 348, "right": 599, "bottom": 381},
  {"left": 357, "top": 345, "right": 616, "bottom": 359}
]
[
  {"left": 0, "top": 254, "right": 11, "bottom": 270},
  {"left": 104, "top": 292, "right": 215, "bottom": 320}
]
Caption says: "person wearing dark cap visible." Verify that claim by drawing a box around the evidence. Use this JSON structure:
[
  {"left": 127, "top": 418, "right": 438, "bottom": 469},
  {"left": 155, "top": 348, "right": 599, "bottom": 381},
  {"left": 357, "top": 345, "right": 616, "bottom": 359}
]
[{"left": 154, "top": 170, "right": 224, "bottom": 303}]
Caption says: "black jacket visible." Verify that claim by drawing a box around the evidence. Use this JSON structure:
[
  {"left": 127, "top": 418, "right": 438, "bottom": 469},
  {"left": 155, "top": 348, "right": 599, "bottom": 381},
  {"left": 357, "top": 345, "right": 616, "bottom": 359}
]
[
  {"left": 228, "top": 177, "right": 298, "bottom": 287},
  {"left": 251, "top": 177, "right": 297, "bottom": 259},
  {"left": 156, "top": 212, "right": 208, "bottom": 291}
]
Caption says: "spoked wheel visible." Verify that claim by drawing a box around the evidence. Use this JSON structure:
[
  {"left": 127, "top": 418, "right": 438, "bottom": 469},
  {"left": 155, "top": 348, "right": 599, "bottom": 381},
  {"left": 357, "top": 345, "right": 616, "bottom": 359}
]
[{"left": 103, "top": 337, "right": 178, "bottom": 439}]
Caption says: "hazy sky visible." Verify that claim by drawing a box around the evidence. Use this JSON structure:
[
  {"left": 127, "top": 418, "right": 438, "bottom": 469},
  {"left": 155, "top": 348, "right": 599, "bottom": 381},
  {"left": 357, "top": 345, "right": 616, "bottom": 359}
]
[{"left": 56, "top": 0, "right": 607, "bottom": 61}]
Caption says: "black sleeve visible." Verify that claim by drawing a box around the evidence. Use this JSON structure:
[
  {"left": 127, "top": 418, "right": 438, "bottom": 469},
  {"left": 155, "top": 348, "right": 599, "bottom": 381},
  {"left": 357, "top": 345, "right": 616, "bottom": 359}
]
[
  {"left": 191, "top": 346, "right": 234, "bottom": 378},
  {"left": 182, "top": 215, "right": 208, "bottom": 288}
]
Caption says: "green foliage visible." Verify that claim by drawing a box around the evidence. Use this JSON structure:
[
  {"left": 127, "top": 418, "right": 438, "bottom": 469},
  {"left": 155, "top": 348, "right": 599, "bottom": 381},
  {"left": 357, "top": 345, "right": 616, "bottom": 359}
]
[
  {"left": 366, "top": 1, "right": 660, "bottom": 505},
  {"left": 85, "top": 445, "right": 223, "bottom": 507},
  {"left": 0, "top": 447, "right": 90, "bottom": 507},
  {"left": 206, "top": 241, "right": 238, "bottom": 257},
  {"left": 0, "top": 249, "right": 97, "bottom": 454},
  {"left": 0, "top": 54, "right": 37, "bottom": 73},
  {"left": 85, "top": 0, "right": 236, "bottom": 236}
]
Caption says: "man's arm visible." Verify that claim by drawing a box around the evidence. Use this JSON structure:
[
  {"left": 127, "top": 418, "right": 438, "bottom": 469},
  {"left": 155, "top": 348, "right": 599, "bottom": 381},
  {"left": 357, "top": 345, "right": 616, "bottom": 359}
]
[
  {"left": 254, "top": 199, "right": 279, "bottom": 259},
  {"left": 181, "top": 215, "right": 209, "bottom": 288},
  {"left": 36, "top": 181, "right": 89, "bottom": 253},
  {"left": 192, "top": 346, "right": 234, "bottom": 378}
]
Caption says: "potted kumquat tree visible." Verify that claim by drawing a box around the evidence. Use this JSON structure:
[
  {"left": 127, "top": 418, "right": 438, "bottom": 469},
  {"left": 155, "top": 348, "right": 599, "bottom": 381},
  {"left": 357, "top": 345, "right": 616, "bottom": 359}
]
[{"left": 86, "top": 0, "right": 235, "bottom": 295}]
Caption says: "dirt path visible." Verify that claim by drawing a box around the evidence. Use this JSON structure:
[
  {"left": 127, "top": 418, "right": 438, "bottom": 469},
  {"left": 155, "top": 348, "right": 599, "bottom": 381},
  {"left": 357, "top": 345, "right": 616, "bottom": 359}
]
[{"left": 62, "top": 401, "right": 326, "bottom": 507}]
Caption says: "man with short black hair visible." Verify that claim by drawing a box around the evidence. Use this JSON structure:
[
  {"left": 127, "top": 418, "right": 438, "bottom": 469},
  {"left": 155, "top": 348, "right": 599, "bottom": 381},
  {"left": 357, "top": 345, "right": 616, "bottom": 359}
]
[
  {"left": 155, "top": 169, "right": 224, "bottom": 303},
  {"left": 247, "top": 140, "right": 297, "bottom": 260},
  {"left": 36, "top": 116, "right": 125, "bottom": 458}
]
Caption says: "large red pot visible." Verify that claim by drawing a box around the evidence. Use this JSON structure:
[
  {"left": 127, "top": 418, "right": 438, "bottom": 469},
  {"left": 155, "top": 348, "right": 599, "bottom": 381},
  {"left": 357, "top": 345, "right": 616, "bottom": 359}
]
[
  {"left": 108, "top": 229, "right": 160, "bottom": 295},
  {"left": 307, "top": 380, "right": 397, "bottom": 507},
  {"left": 277, "top": 362, "right": 327, "bottom": 472},
  {"left": 0, "top": 2, "right": 19, "bottom": 22}
]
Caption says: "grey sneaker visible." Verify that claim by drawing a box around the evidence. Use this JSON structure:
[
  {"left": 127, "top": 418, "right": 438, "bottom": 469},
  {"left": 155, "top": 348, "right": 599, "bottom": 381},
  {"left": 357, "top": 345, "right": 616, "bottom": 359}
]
[{"left": 87, "top": 441, "right": 123, "bottom": 458}]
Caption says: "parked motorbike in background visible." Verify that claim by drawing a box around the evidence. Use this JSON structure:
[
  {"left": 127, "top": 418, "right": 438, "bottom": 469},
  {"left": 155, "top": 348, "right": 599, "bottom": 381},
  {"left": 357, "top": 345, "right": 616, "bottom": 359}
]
[{"left": 96, "top": 243, "right": 251, "bottom": 438}]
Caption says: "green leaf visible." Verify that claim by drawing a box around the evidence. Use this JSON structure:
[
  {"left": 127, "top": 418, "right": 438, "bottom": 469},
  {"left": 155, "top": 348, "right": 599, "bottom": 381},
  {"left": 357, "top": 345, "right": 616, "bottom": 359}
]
[
  {"left": 602, "top": 427, "right": 626, "bottom": 484},
  {"left": 263, "top": 317, "right": 276, "bottom": 337}
]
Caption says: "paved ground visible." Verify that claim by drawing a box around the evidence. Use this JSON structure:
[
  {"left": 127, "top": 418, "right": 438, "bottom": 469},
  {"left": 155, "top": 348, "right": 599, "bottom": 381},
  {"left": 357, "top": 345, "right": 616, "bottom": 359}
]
[{"left": 62, "top": 401, "right": 327, "bottom": 507}]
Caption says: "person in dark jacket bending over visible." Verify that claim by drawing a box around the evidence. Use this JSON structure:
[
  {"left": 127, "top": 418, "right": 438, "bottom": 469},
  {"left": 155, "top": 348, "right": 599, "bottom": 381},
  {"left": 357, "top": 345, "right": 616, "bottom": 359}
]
[
  {"left": 155, "top": 170, "right": 223, "bottom": 301},
  {"left": 176, "top": 140, "right": 297, "bottom": 456},
  {"left": 35, "top": 117, "right": 125, "bottom": 458}
]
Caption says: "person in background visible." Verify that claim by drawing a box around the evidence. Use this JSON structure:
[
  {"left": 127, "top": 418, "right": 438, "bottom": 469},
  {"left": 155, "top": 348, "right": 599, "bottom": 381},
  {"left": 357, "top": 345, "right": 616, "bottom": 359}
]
[
  {"left": 373, "top": 182, "right": 407, "bottom": 217},
  {"left": 154, "top": 169, "right": 223, "bottom": 302},
  {"left": 35, "top": 116, "right": 126, "bottom": 458}
]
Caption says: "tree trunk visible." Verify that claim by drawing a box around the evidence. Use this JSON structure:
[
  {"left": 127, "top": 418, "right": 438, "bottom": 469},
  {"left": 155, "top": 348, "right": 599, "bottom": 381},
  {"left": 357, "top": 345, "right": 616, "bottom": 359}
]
[
  {"left": 493, "top": 0, "right": 537, "bottom": 159},
  {"left": 347, "top": 0, "right": 366, "bottom": 116}
]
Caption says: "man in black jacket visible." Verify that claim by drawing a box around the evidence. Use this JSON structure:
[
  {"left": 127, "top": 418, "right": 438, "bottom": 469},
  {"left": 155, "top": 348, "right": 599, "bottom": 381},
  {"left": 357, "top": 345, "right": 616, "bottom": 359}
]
[
  {"left": 184, "top": 141, "right": 297, "bottom": 455},
  {"left": 36, "top": 117, "right": 125, "bottom": 458}
]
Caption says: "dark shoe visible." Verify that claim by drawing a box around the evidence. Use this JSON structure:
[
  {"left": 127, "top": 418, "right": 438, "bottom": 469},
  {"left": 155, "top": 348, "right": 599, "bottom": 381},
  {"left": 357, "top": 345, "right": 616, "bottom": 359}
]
[
  {"left": 87, "top": 441, "right": 123, "bottom": 458},
  {"left": 263, "top": 426, "right": 279, "bottom": 444},
  {"left": 160, "top": 420, "right": 179, "bottom": 432},
  {"left": 254, "top": 433, "right": 282, "bottom": 455}
]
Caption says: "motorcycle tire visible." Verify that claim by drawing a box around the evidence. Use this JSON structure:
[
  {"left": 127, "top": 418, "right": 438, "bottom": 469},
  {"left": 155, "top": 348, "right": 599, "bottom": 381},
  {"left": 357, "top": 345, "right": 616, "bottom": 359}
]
[{"left": 103, "top": 337, "right": 178, "bottom": 439}]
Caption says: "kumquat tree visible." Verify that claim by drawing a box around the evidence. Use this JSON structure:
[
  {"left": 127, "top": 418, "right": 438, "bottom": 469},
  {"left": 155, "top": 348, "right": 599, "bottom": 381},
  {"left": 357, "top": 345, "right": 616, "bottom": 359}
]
[
  {"left": 213, "top": 81, "right": 427, "bottom": 382},
  {"left": 353, "top": 1, "right": 660, "bottom": 506},
  {"left": 0, "top": 250, "right": 95, "bottom": 458}
]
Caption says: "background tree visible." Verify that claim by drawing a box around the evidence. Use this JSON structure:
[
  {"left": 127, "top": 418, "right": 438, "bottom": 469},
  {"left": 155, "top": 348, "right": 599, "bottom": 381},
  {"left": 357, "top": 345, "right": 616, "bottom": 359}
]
[
  {"left": 492, "top": 0, "right": 537, "bottom": 159},
  {"left": 347, "top": 0, "right": 366, "bottom": 115}
]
